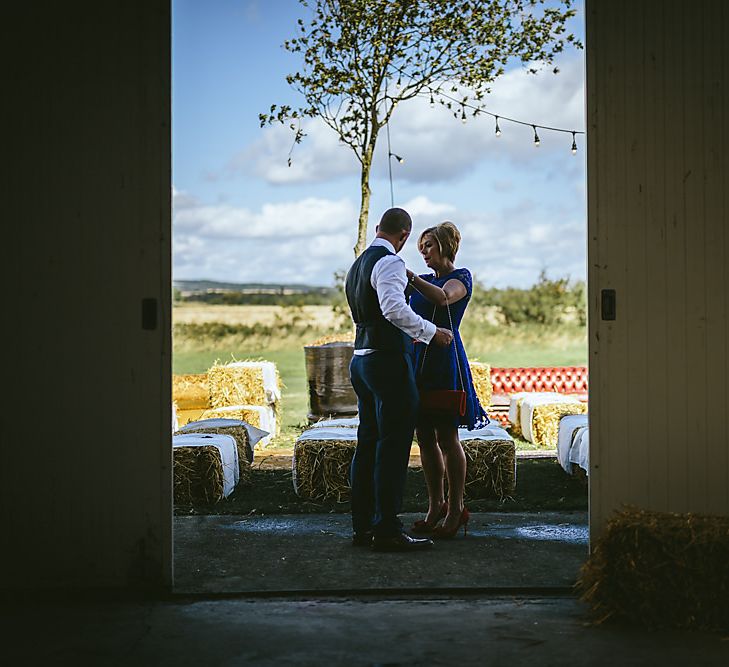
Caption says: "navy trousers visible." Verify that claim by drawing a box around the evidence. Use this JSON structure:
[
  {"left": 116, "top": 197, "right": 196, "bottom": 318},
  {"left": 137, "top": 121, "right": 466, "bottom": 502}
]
[{"left": 349, "top": 351, "right": 419, "bottom": 537}]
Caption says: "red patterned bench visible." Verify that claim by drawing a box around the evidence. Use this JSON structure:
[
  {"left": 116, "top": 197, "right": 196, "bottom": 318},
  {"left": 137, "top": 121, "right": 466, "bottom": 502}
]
[{"left": 487, "top": 366, "right": 588, "bottom": 426}]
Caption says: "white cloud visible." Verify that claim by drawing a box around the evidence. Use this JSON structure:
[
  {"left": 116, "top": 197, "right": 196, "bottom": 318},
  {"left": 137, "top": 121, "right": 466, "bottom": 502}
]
[{"left": 234, "top": 54, "right": 584, "bottom": 186}]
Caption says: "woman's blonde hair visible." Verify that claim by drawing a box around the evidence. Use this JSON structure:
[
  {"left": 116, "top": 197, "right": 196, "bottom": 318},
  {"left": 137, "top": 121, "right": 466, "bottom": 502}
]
[{"left": 417, "top": 221, "right": 461, "bottom": 262}]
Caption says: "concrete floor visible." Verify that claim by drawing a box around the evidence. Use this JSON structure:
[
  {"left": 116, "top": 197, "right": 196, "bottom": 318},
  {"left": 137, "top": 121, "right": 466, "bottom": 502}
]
[
  {"left": 174, "top": 511, "right": 589, "bottom": 593},
  {"left": 4, "top": 595, "right": 729, "bottom": 665}
]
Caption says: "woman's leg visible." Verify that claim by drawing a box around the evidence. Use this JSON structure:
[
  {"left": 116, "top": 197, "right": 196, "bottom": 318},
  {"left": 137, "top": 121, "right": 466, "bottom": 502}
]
[
  {"left": 435, "top": 422, "right": 467, "bottom": 530},
  {"left": 415, "top": 422, "right": 445, "bottom": 523}
]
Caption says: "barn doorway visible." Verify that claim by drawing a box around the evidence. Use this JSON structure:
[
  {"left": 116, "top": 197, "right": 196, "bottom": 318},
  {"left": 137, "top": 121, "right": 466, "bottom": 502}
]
[{"left": 170, "top": 0, "right": 590, "bottom": 593}]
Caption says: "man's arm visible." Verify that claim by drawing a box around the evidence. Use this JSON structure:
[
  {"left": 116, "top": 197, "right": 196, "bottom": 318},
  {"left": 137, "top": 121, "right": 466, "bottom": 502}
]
[{"left": 372, "top": 255, "right": 452, "bottom": 346}]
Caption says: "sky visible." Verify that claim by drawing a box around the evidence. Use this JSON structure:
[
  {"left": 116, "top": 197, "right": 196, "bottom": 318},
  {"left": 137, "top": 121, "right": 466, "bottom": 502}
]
[{"left": 172, "top": 0, "right": 586, "bottom": 289}]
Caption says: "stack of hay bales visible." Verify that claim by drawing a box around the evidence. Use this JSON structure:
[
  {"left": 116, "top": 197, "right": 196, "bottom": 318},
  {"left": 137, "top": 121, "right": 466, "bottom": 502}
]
[
  {"left": 207, "top": 361, "right": 281, "bottom": 446},
  {"left": 460, "top": 424, "right": 516, "bottom": 500},
  {"left": 519, "top": 393, "right": 587, "bottom": 448},
  {"left": 468, "top": 361, "right": 493, "bottom": 410},
  {"left": 578, "top": 508, "right": 729, "bottom": 631},
  {"left": 176, "top": 417, "right": 258, "bottom": 486},
  {"left": 172, "top": 360, "right": 281, "bottom": 445},
  {"left": 293, "top": 424, "right": 357, "bottom": 502},
  {"left": 172, "top": 432, "right": 240, "bottom": 504}
]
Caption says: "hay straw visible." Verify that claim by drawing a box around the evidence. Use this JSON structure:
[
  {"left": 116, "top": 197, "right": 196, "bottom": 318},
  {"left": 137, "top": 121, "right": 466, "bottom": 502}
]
[
  {"left": 207, "top": 360, "right": 281, "bottom": 409},
  {"left": 172, "top": 373, "right": 211, "bottom": 410},
  {"left": 578, "top": 508, "right": 729, "bottom": 631},
  {"left": 469, "top": 361, "right": 493, "bottom": 408},
  {"left": 176, "top": 408, "right": 207, "bottom": 427},
  {"left": 174, "top": 424, "right": 252, "bottom": 484},
  {"left": 463, "top": 439, "right": 516, "bottom": 500},
  {"left": 510, "top": 397, "right": 525, "bottom": 438},
  {"left": 173, "top": 445, "right": 225, "bottom": 504},
  {"left": 309, "top": 333, "right": 355, "bottom": 346},
  {"left": 531, "top": 402, "right": 588, "bottom": 448},
  {"left": 292, "top": 439, "right": 356, "bottom": 502}
]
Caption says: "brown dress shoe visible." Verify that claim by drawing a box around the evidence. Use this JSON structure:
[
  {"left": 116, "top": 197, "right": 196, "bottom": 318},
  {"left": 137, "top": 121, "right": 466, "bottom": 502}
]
[{"left": 371, "top": 532, "right": 434, "bottom": 552}]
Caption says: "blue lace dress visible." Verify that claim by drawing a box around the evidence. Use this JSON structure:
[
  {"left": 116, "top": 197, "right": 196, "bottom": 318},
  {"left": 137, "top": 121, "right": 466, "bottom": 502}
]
[{"left": 410, "top": 267, "right": 490, "bottom": 430}]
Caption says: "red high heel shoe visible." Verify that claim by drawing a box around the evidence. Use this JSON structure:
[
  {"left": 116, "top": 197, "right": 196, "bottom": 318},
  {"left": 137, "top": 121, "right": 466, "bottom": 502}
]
[
  {"left": 411, "top": 502, "right": 448, "bottom": 534},
  {"left": 431, "top": 507, "right": 470, "bottom": 539}
]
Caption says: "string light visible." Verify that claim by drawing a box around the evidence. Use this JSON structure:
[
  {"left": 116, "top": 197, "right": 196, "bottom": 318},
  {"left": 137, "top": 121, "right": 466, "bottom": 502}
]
[
  {"left": 532, "top": 125, "right": 540, "bottom": 147},
  {"left": 390, "top": 153, "right": 404, "bottom": 164},
  {"left": 461, "top": 109, "right": 467, "bottom": 124},
  {"left": 571, "top": 131, "right": 578, "bottom": 155},
  {"left": 396, "top": 76, "right": 401, "bottom": 89},
  {"left": 429, "top": 93, "right": 435, "bottom": 108},
  {"left": 495, "top": 116, "right": 501, "bottom": 137}
]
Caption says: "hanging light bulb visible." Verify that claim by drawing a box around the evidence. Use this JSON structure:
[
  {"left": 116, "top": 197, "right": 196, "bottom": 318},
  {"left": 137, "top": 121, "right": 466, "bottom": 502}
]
[
  {"left": 429, "top": 93, "right": 435, "bottom": 108},
  {"left": 533, "top": 125, "right": 540, "bottom": 147},
  {"left": 571, "top": 131, "right": 578, "bottom": 155},
  {"left": 390, "top": 152, "right": 405, "bottom": 164},
  {"left": 396, "top": 75, "right": 401, "bottom": 89},
  {"left": 461, "top": 109, "right": 467, "bottom": 124},
  {"left": 495, "top": 116, "right": 501, "bottom": 137}
]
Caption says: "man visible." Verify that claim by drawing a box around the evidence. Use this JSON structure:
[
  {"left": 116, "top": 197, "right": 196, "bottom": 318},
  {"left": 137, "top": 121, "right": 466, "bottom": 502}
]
[{"left": 345, "top": 208, "right": 453, "bottom": 552}]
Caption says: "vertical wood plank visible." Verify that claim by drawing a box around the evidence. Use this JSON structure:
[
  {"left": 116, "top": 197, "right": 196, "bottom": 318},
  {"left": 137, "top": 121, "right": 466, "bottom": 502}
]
[
  {"left": 703, "top": 0, "right": 728, "bottom": 515},
  {"left": 663, "top": 0, "right": 689, "bottom": 512},
  {"left": 642, "top": 0, "right": 669, "bottom": 510},
  {"left": 682, "top": 1, "right": 708, "bottom": 511}
]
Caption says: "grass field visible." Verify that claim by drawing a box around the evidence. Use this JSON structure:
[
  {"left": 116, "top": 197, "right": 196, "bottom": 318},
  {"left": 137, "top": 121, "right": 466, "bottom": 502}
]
[{"left": 173, "top": 303, "right": 588, "bottom": 449}]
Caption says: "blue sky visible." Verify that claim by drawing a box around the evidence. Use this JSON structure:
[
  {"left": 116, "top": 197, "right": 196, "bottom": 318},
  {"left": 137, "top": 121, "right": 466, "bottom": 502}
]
[{"left": 172, "top": 0, "right": 586, "bottom": 288}]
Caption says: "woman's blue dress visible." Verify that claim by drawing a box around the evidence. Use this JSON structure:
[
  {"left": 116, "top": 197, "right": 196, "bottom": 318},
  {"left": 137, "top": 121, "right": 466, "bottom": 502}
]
[{"left": 410, "top": 267, "right": 490, "bottom": 430}]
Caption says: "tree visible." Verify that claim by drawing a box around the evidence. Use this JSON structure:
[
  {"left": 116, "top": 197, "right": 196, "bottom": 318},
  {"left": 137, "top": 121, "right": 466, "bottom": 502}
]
[{"left": 260, "top": 0, "right": 581, "bottom": 256}]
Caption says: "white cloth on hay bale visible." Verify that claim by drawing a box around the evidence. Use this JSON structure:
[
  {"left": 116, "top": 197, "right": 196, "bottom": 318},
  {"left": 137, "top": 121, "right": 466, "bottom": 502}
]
[
  {"left": 569, "top": 426, "right": 590, "bottom": 474},
  {"left": 177, "top": 417, "right": 268, "bottom": 462},
  {"left": 458, "top": 423, "right": 514, "bottom": 442},
  {"left": 507, "top": 392, "right": 531, "bottom": 426},
  {"left": 172, "top": 432, "right": 239, "bottom": 497},
  {"left": 310, "top": 417, "right": 360, "bottom": 429},
  {"left": 557, "top": 414, "right": 589, "bottom": 473},
  {"left": 201, "top": 404, "right": 276, "bottom": 445},
  {"left": 520, "top": 393, "right": 580, "bottom": 443}
]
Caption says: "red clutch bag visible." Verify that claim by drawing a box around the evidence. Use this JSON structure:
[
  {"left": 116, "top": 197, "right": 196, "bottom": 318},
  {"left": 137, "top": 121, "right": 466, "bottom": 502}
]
[
  {"left": 419, "top": 389, "right": 467, "bottom": 417},
  {"left": 416, "top": 296, "right": 467, "bottom": 418}
]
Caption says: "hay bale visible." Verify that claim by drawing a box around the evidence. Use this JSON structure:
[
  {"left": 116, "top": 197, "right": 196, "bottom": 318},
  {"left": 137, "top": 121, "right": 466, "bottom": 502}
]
[
  {"left": 176, "top": 408, "right": 207, "bottom": 427},
  {"left": 460, "top": 425, "right": 516, "bottom": 500},
  {"left": 468, "top": 361, "right": 493, "bottom": 408},
  {"left": 293, "top": 428, "right": 357, "bottom": 501},
  {"left": 173, "top": 445, "right": 225, "bottom": 504},
  {"left": 531, "top": 402, "right": 587, "bottom": 448},
  {"left": 207, "top": 360, "right": 281, "bottom": 409},
  {"left": 508, "top": 394, "right": 528, "bottom": 437},
  {"left": 578, "top": 508, "right": 729, "bottom": 631},
  {"left": 175, "top": 419, "right": 253, "bottom": 483},
  {"left": 172, "top": 373, "right": 211, "bottom": 410}
]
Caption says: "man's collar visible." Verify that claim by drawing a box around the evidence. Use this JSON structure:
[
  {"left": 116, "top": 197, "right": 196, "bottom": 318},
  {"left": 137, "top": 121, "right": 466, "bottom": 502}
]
[{"left": 371, "top": 237, "right": 397, "bottom": 254}]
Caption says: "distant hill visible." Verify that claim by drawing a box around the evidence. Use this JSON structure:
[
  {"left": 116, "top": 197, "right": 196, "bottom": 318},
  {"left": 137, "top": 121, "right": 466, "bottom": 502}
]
[
  {"left": 174, "top": 279, "right": 335, "bottom": 296},
  {"left": 173, "top": 279, "right": 337, "bottom": 305}
]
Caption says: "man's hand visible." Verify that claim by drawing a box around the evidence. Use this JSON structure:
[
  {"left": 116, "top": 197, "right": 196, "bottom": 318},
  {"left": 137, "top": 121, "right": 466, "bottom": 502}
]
[{"left": 432, "top": 327, "right": 453, "bottom": 347}]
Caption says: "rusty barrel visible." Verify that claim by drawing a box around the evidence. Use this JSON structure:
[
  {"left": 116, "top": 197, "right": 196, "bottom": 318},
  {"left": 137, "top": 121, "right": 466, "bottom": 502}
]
[{"left": 304, "top": 341, "right": 358, "bottom": 421}]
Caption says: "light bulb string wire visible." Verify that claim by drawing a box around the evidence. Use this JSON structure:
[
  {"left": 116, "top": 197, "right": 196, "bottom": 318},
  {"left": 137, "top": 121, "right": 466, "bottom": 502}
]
[{"left": 386, "top": 117, "right": 395, "bottom": 207}]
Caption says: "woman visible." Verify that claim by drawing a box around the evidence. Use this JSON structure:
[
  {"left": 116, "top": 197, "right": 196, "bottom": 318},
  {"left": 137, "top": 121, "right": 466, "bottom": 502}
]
[{"left": 406, "top": 221, "right": 489, "bottom": 539}]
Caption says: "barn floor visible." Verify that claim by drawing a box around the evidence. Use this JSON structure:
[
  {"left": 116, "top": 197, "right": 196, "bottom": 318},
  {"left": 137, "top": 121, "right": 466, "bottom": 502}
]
[
  {"left": 174, "top": 511, "right": 588, "bottom": 593},
  {"left": 5, "top": 594, "right": 728, "bottom": 665}
]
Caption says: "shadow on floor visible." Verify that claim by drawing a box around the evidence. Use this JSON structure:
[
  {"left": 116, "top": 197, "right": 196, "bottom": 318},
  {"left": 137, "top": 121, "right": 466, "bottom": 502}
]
[{"left": 174, "top": 511, "right": 588, "bottom": 594}]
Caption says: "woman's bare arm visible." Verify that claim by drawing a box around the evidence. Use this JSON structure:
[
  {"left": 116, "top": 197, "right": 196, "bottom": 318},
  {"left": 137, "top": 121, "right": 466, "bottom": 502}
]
[{"left": 406, "top": 271, "right": 467, "bottom": 306}]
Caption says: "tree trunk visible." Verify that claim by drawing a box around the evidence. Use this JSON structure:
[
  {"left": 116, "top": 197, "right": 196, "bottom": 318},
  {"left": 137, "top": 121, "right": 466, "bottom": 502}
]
[{"left": 354, "top": 153, "right": 372, "bottom": 257}]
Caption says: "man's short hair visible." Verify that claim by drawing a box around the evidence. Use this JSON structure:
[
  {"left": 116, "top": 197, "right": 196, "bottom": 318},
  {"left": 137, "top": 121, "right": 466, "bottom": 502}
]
[{"left": 378, "top": 208, "right": 412, "bottom": 235}]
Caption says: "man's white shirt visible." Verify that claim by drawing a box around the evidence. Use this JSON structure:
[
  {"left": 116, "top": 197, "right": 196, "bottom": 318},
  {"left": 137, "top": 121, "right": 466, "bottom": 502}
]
[{"left": 353, "top": 238, "right": 437, "bottom": 356}]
